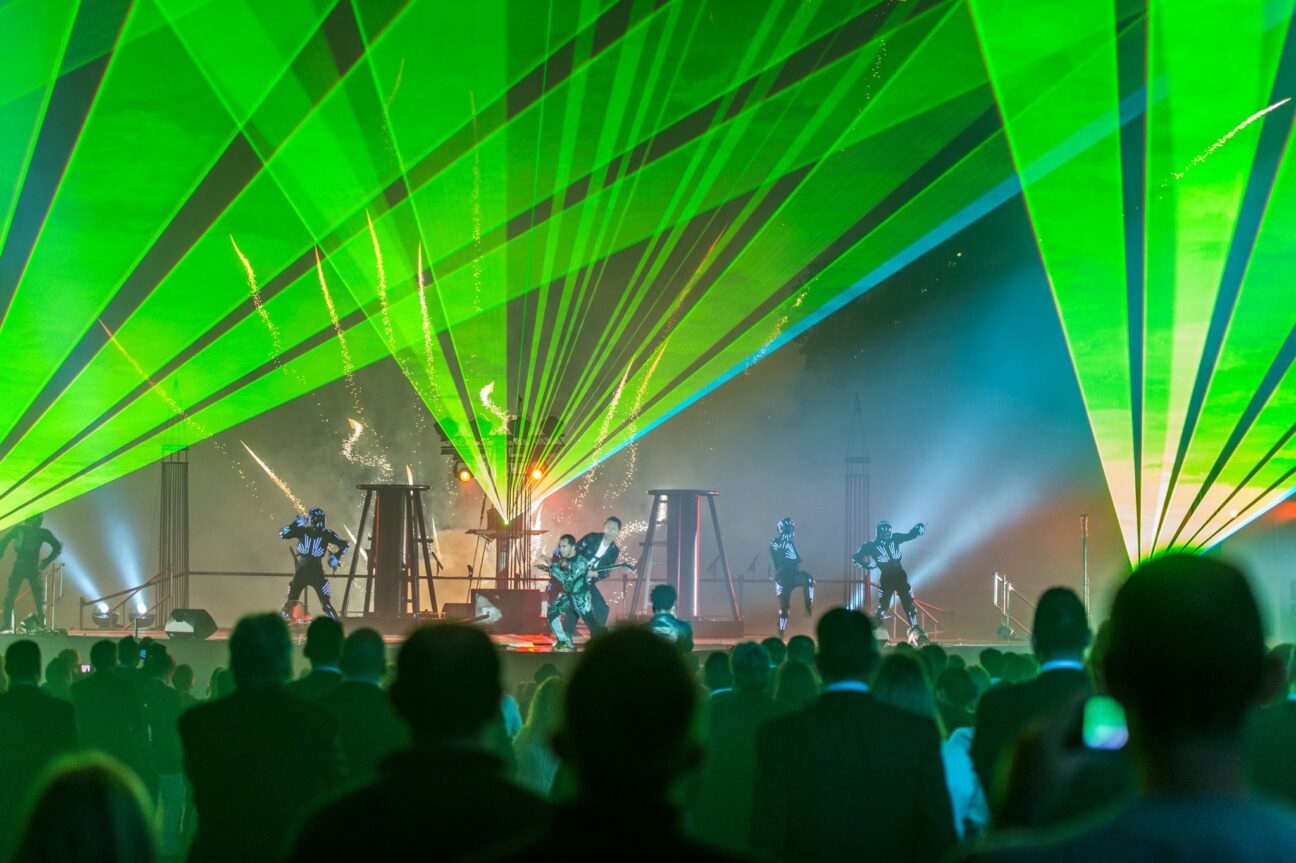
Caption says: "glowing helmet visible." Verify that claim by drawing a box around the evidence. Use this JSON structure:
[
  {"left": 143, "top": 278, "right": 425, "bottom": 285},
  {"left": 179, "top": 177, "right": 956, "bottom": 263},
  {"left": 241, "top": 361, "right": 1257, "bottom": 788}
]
[
  {"left": 309, "top": 507, "right": 326, "bottom": 528},
  {"left": 877, "top": 520, "right": 892, "bottom": 539},
  {"left": 777, "top": 516, "right": 795, "bottom": 534}
]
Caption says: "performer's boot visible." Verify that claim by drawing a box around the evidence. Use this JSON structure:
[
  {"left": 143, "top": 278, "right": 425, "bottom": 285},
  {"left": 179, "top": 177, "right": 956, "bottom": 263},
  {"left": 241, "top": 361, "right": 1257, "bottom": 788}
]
[
  {"left": 550, "top": 617, "right": 575, "bottom": 650},
  {"left": 804, "top": 580, "right": 815, "bottom": 617},
  {"left": 320, "top": 601, "right": 339, "bottom": 621},
  {"left": 777, "top": 612, "right": 789, "bottom": 637}
]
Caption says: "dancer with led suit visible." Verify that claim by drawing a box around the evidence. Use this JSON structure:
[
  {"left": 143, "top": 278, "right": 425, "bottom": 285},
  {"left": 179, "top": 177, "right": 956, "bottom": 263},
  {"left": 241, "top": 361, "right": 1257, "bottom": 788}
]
[
  {"left": 769, "top": 517, "right": 814, "bottom": 637},
  {"left": 280, "top": 507, "right": 348, "bottom": 621},
  {"left": 852, "top": 520, "right": 927, "bottom": 644},
  {"left": 538, "top": 534, "right": 603, "bottom": 650}
]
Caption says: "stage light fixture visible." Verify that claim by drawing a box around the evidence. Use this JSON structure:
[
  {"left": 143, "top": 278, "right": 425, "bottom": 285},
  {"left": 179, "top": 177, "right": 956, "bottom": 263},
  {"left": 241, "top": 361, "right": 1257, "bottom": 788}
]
[
  {"left": 529, "top": 467, "right": 545, "bottom": 482},
  {"left": 92, "top": 601, "right": 118, "bottom": 630},
  {"left": 130, "top": 600, "right": 155, "bottom": 629},
  {"left": 453, "top": 463, "right": 473, "bottom": 483}
]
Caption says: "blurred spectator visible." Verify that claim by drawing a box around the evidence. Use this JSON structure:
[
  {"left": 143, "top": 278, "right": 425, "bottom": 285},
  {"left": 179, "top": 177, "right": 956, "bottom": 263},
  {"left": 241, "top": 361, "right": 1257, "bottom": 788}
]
[
  {"left": 1245, "top": 643, "right": 1296, "bottom": 805},
  {"left": 171, "top": 664, "right": 199, "bottom": 711},
  {"left": 773, "top": 658, "right": 819, "bottom": 710},
  {"left": 286, "top": 617, "right": 344, "bottom": 700},
  {"left": 979, "top": 648, "right": 1006, "bottom": 685},
  {"left": 647, "top": 584, "right": 695, "bottom": 653},
  {"left": 998, "top": 653, "right": 1034, "bottom": 684},
  {"left": 9, "top": 754, "right": 156, "bottom": 863},
  {"left": 967, "top": 665, "right": 993, "bottom": 701},
  {"left": 513, "top": 677, "right": 563, "bottom": 796},
  {"left": 139, "top": 644, "right": 184, "bottom": 858},
  {"left": 786, "top": 634, "right": 816, "bottom": 667},
  {"left": 874, "top": 653, "right": 988, "bottom": 839},
  {"left": 920, "top": 643, "right": 949, "bottom": 680},
  {"left": 936, "top": 666, "right": 977, "bottom": 732},
  {"left": 287, "top": 624, "right": 549, "bottom": 862},
  {"left": 71, "top": 640, "right": 150, "bottom": 795},
  {"left": 0, "top": 640, "right": 77, "bottom": 851},
  {"left": 694, "top": 641, "right": 782, "bottom": 855},
  {"left": 753, "top": 608, "right": 955, "bottom": 862},
  {"left": 484, "top": 628, "right": 732, "bottom": 862},
  {"left": 180, "top": 614, "right": 344, "bottom": 863},
  {"left": 41, "top": 655, "right": 73, "bottom": 702},
  {"left": 761, "top": 636, "right": 787, "bottom": 666},
  {"left": 948, "top": 654, "right": 967, "bottom": 671},
  {"left": 702, "top": 651, "right": 733, "bottom": 698},
  {"left": 967, "top": 555, "right": 1296, "bottom": 861},
  {"left": 973, "top": 589, "right": 1090, "bottom": 817},
  {"left": 320, "top": 628, "right": 408, "bottom": 781}
]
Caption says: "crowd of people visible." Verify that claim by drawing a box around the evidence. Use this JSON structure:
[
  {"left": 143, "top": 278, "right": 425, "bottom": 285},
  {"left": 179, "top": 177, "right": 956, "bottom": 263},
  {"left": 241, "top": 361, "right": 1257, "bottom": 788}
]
[{"left": 0, "top": 553, "right": 1294, "bottom": 861}]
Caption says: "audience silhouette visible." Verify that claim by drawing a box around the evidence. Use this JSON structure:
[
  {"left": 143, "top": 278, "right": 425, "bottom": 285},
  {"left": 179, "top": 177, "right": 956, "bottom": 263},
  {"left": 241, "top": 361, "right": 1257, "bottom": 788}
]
[
  {"left": 8, "top": 754, "right": 156, "bottom": 863},
  {"left": 1245, "top": 642, "right": 1296, "bottom": 805},
  {"left": 965, "top": 554, "right": 1296, "bottom": 861},
  {"left": 71, "top": 640, "right": 149, "bottom": 792},
  {"left": 180, "top": 613, "right": 344, "bottom": 863},
  {"left": 972, "top": 587, "right": 1092, "bottom": 819},
  {"left": 485, "top": 626, "right": 742, "bottom": 862},
  {"left": 286, "top": 617, "right": 345, "bottom": 700},
  {"left": 512, "top": 676, "right": 564, "bottom": 796},
  {"left": 318, "top": 627, "right": 408, "bottom": 781},
  {"left": 694, "top": 641, "right": 783, "bottom": 855},
  {"left": 0, "top": 640, "right": 77, "bottom": 853},
  {"left": 752, "top": 607, "right": 955, "bottom": 862},
  {"left": 286, "top": 623, "right": 549, "bottom": 862}
]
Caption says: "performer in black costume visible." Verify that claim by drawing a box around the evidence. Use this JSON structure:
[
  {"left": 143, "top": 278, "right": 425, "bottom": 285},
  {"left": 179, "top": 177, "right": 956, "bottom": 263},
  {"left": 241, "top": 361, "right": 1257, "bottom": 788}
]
[
  {"left": 569, "top": 516, "right": 624, "bottom": 633},
  {"left": 769, "top": 517, "right": 813, "bottom": 637},
  {"left": 852, "top": 520, "right": 927, "bottom": 643},
  {"left": 0, "top": 514, "right": 62, "bottom": 632},
  {"left": 279, "top": 507, "right": 348, "bottom": 621},
  {"left": 540, "top": 534, "right": 601, "bottom": 650}
]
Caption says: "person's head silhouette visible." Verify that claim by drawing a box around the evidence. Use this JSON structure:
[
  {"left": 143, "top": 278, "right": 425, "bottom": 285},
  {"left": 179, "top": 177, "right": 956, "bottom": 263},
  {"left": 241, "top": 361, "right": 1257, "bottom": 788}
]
[
  {"left": 228, "top": 613, "right": 292, "bottom": 690},
  {"left": 1032, "top": 587, "right": 1091, "bottom": 663},
  {"left": 815, "top": 607, "right": 879, "bottom": 684},
  {"left": 340, "top": 628, "right": 387, "bottom": 681},
  {"left": 5, "top": 640, "right": 40, "bottom": 685},
  {"left": 730, "top": 641, "right": 772, "bottom": 693},
  {"left": 702, "top": 651, "right": 732, "bottom": 693},
  {"left": 303, "top": 617, "right": 344, "bottom": 670},
  {"left": 1105, "top": 555, "right": 1269, "bottom": 754},
  {"left": 10, "top": 753, "right": 156, "bottom": 863},
  {"left": 390, "top": 624, "right": 500, "bottom": 744},
  {"left": 761, "top": 636, "right": 787, "bottom": 666},
  {"left": 555, "top": 627, "right": 698, "bottom": 801},
  {"left": 117, "top": 636, "right": 140, "bottom": 670},
  {"left": 650, "top": 584, "right": 678, "bottom": 614},
  {"left": 786, "top": 634, "right": 815, "bottom": 666},
  {"left": 89, "top": 640, "right": 117, "bottom": 673}
]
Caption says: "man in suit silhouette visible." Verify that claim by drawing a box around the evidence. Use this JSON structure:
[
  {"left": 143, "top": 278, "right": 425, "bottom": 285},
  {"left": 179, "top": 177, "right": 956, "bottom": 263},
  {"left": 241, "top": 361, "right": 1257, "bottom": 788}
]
[
  {"left": 180, "top": 613, "right": 344, "bottom": 863},
  {"left": 287, "top": 623, "right": 549, "bottom": 862},
  {"left": 694, "top": 641, "right": 783, "bottom": 855},
  {"left": 752, "top": 607, "right": 955, "bottom": 863},
  {"left": 972, "top": 588, "right": 1091, "bottom": 820},
  {"left": 965, "top": 555, "right": 1296, "bottom": 862},
  {"left": 286, "top": 616, "right": 344, "bottom": 700},
  {"left": 1245, "top": 643, "right": 1296, "bottom": 804},
  {"left": 71, "top": 639, "right": 150, "bottom": 789},
  {"left": 485, "top": 627, "right": 742, "bottom": 863},
  {"left": 0, "top": 640, "right": 76, "bottom": 850},
  {"left": 319, "top": 627, "right": 408, "bottom": 780}
]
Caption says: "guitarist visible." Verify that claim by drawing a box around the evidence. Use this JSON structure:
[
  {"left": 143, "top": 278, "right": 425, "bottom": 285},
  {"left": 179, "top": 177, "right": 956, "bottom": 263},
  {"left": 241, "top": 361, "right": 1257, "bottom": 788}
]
[
  {"left": 571, "top": 516, "right": 625, "bottom": 632},
  {"left": 541, "top": 534, "right": 599, "bottom": 650}
]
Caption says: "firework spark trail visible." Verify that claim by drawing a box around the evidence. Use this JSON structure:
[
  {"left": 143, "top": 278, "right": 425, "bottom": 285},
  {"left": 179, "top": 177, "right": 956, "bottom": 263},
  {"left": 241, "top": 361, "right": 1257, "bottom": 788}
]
[
  {"left": 231, "top": 236, "right": 281, "bottom": 350},
  {"left": 479, "top": 381, "right": 512, "bottom": 431},
  {"left": 341, "top": 418, "right": 393, "bottom": 476},
  {"left": 1168, "top": 98, "right": 1292, "bottom": 183},
  {"left": 429, "top": 515, "right": 443, "bottom": 562},
  {"left": 100, "top": 321, "right": 192, "bottom": 422},
  {"left": 344, "top": 525, "right": 369, "bottom": 563},
  {"left": 367, "top": 211, "right": 397, "bottom": 349},
  {"left": 315, "top": 249, "right": 355, "bottom": 373},
  {"left": 405, "top": 464, "right": 415, "bottom": 486},
  {"left": 240, "top": 441, "right": 305, "bottom": 512}
]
